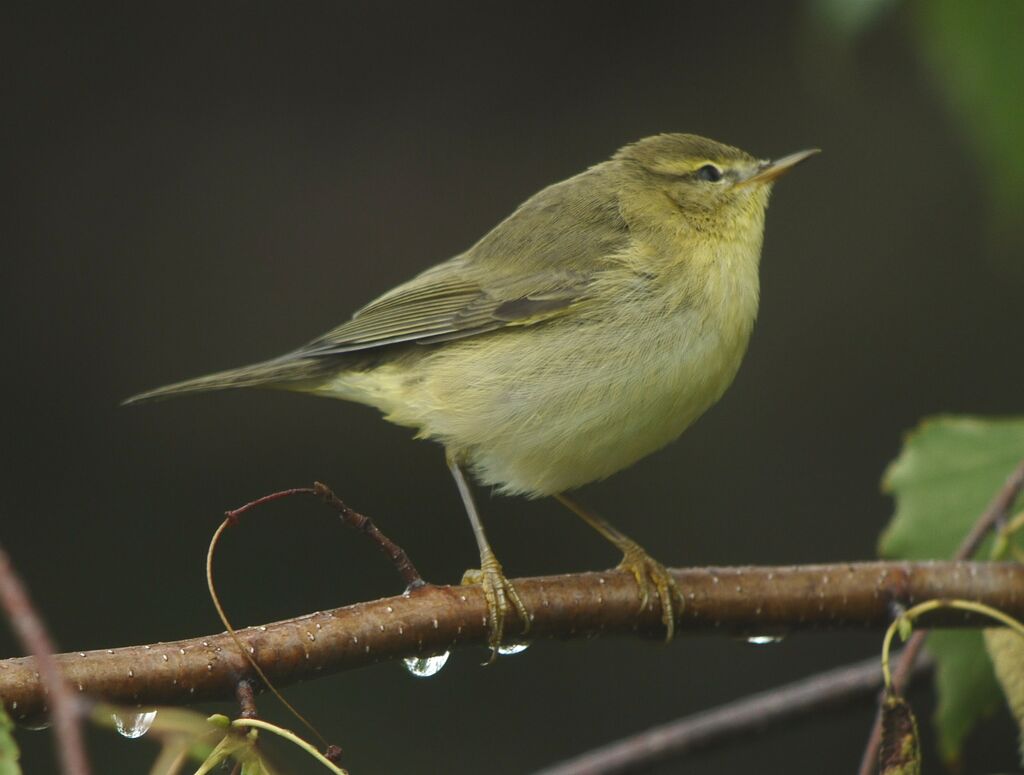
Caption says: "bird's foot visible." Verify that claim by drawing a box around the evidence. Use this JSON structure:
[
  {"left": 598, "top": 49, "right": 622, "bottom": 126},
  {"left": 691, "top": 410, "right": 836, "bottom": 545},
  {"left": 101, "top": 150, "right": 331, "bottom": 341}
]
[
  {"left": 616, "top": 541, "right": 681, "bottom": 641},
  {"left": 461, "top": 548, "right": 530, "bottom": 663}
]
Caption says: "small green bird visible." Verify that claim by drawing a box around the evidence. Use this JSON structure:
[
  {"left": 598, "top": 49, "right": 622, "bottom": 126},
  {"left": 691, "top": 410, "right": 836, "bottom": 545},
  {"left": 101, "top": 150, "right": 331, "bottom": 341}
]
[{"left": 126, "top": 134, "right": 817, "bottom": 655}]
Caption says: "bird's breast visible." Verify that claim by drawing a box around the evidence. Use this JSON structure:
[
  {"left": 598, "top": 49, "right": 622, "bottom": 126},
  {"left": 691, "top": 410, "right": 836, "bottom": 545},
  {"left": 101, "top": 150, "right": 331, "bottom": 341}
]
[{"left": 327, "top": 238, "right": 762, "bottom": 498}]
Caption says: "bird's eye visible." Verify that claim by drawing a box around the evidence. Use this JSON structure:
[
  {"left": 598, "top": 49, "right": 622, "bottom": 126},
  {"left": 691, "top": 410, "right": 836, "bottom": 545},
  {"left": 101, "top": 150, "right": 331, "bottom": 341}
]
[{"left": 696, "top": 164, "right": 723, "bottom": 182}]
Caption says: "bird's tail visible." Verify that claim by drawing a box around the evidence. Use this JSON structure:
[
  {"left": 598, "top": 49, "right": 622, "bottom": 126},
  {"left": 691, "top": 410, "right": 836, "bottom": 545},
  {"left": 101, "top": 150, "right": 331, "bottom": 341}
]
[{"left": 122, "top": 354, "right": 328, "bottom": 405}]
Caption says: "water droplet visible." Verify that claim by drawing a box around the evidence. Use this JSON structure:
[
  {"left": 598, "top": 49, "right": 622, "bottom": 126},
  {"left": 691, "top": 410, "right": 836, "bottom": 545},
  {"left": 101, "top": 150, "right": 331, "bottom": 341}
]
[
  {"left": 112, "top": 709, "right": 158, "bottom": 738},
  {"left": 497, "top": 641, "right": 530, "bottom": 656},
  {"left": 403, "top": 651, "right": 450, "bottom": 677},
  {"left": 744, "top": 634, "right": 785, "bottom": 646}
]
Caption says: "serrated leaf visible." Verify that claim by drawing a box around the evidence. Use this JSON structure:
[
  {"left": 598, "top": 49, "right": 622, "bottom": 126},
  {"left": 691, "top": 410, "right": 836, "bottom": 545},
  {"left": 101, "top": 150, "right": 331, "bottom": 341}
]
[
  {"left": 879, "top": 416, "right": 1024, "bottom": 762},
  {"left": 928, "top": 631, "right": 1002, "bottom": 766},
  {"left": 879, "top": 415, "right": 1024, "bottom": 560},
  {"left": 0, "top": 703, "right": 20, "bottom": 775}
]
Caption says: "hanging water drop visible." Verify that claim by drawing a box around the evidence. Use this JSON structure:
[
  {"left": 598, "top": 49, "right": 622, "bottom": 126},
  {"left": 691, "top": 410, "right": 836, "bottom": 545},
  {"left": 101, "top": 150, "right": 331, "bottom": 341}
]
[
  {"left": 744, "top": 634, "right": 785, "bottom": 646},
  {"left": 403, "top": 651, "right": 450, "bottom": 677},
  {"left": 112, "top": 709, "right": 158, "bottom": 738},
  {"left": 497, "top": 641, "right": 531, "bottom": 656}
]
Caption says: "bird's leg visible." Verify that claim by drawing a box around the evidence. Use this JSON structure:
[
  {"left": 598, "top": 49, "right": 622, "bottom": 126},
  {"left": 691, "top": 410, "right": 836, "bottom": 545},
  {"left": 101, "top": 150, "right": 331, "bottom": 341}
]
[
  {"left": 554, "top": 493, "right": 681, "bottom": 640},
  {"left": 448, "top": 457, "right": 530, "bottom": 662}
]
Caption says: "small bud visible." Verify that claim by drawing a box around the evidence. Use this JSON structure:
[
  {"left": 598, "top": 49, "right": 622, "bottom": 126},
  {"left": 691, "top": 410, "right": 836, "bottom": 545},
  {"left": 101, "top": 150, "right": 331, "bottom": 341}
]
[
  {"left": 879, "top": 691, "right": 921, "bottom": 775},
  {"left": 897, "top": 616, "right": 913, "bottom": 643}
]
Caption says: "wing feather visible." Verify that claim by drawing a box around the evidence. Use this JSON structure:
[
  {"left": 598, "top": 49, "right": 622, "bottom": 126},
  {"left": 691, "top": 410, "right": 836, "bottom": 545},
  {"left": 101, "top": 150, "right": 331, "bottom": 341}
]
[
  {"left": 300, "top": 273, "right": 585, "bottom": 355},
  {"left": 297, "top": 163, "right": 628, "bottom": 357}
]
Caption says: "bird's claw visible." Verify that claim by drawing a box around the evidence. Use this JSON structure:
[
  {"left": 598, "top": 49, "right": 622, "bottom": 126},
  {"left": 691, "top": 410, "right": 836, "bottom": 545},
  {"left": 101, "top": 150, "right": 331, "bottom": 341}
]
[
  {"left": 617, "top": 543, "right": 681, "bottom": 641},
  {"left": 462, "top": 550, "right": 530, "bottom": 663}
]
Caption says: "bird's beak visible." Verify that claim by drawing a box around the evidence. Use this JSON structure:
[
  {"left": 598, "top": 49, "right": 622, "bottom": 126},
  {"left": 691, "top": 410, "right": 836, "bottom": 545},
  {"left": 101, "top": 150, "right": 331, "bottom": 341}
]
[{"left": 738, "top": 148, "right": 820, "bottom": 186}]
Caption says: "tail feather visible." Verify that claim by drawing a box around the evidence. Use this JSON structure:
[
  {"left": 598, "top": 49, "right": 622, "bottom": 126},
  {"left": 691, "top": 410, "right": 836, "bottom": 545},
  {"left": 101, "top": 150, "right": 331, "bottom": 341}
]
[{"left": 122, "top": 355, "right": 327, "bottom": 405}]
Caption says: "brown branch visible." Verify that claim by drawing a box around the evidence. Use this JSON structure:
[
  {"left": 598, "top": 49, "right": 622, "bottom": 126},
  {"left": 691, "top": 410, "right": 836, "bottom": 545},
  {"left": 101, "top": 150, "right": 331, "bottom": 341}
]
[
  {"left": 856, "top": 458, "right": 1024, "bottom": 775},
  {"left": 1, "top": 561, "right": 1021, "bottom": 726},
  {"left": 0, "top": 541, "right": 91, "bottom": 775},
  {"left": 531, "top": 652, "right": 934, "bottom": 775}
]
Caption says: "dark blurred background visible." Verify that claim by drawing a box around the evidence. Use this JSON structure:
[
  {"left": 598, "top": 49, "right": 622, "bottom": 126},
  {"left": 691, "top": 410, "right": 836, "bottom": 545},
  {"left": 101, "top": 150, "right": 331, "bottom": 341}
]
[{"left": 3, "top": 1, "right": 1023, "bottom": 772}]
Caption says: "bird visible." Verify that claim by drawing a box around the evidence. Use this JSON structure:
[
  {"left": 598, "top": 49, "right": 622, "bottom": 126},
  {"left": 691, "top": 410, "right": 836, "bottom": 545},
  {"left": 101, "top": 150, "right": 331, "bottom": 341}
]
[{"left": 125, "top": 133, "right": 817, "bottom": 656}]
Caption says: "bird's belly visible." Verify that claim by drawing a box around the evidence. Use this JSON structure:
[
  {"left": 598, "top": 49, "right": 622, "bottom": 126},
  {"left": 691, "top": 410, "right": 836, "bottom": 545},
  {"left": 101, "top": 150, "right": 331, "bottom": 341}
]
[{"left": 342, "top": 306, "right": 753, "bottom": 497}]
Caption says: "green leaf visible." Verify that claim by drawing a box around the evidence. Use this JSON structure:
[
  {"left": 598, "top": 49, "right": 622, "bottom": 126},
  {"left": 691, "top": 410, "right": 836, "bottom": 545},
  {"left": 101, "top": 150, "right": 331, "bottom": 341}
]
[
  {"left": 0, "top": 703, "right": 21, "bottom": 775},
  {"left": 879, "top": 415, "right": 1024, "bottom": 761},
  {"left": 928, "top": 630, "right": 1002, "bottom": 767},
  {"left": 879, "top": 415, "right": 1024, "bottom": 560},
  {"left": 913, "top": 0, "right": 1024, "bottom": 254}
]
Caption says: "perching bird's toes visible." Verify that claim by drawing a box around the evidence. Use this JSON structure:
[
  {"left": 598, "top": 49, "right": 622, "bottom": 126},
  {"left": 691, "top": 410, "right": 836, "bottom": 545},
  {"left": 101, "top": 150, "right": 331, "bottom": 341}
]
[
  {"left": 616, "top": 542, "right": 682, "bottom": 641},
  {"left": 461, "top": 549, "right": 530, "bottom": 663}
]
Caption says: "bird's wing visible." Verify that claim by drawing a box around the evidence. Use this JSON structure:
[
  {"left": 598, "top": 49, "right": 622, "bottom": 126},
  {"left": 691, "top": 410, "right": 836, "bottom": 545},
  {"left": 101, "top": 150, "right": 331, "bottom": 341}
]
[
  {"left": 298, "top": 165, "right": 628, "bottom": 356},
  {"left": 298, "top": 259, "right": 591, "bottom": 355}
]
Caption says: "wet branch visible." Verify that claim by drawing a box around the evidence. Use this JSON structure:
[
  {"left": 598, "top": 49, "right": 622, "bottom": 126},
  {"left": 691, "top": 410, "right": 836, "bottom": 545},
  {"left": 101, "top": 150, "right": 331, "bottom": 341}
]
[{"left": 2, "top": 561, "right": 1023, "bottom": 726}]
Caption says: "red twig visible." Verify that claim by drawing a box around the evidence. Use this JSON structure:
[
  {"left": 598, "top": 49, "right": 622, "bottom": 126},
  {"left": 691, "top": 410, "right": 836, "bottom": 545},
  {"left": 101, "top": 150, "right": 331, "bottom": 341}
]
[
  {"left": 313, "top": 482, "right": 423, "bottom": 589},
  {"left": 224, "top": 487, "right": 316, "bottom": 525}
]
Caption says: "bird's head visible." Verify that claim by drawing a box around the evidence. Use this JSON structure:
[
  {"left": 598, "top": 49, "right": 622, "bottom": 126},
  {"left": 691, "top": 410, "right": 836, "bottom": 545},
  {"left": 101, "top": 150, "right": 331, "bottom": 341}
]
[{"left": 615, "top": 133, "right": 818, "bottom": 238}]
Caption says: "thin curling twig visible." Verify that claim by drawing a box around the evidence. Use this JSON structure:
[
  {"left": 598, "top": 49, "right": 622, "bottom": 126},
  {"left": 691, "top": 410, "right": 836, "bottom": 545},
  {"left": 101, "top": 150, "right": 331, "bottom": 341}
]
[
  {"left": 856, "top": 458, "right": 1024, "bottom": 775},
  {"left": 211, "top": 483, "right": 419, "bottom": 755},
  {"left": 222, "top": 483, "right": 423, "bottom": 589},
  {"left": 0, "top": 541, "right": 91, "bottom": 775},
  {"left": 208, "top": 482, "right": 422, "bottom": 759},
  {"left": 210, "top": 490, "right": 332, "bottom": 749},
  {"left": 224, "top": 487, "right": 317, "bottom": 524}
]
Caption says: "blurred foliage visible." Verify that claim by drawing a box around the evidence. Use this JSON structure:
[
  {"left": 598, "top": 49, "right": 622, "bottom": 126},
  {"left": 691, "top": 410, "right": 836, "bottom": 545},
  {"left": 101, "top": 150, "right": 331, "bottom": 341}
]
[
  {"left": 812, "top": 0, "right": 899, "bottom": 38},
  {"left": 814, "top": 0, "right": 1024, "bottom": 255},
  {"left": 88, "top": 705, "right": 346, "bottom": 775},
  {"left": 926, "top": 630, "right": 1002, "bottom": 766},
  {"left": 913, "top": 0, "right": 1024, "bottom": 250},
  {"left": 880, "top": 416, "right": 1024, "bottom": 762},
  {"left": 0, "top": 704, "right": 20, "bottom": 775},
  {"left": 985, "top": 627, "right": 1024, "bottom": 766}
]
